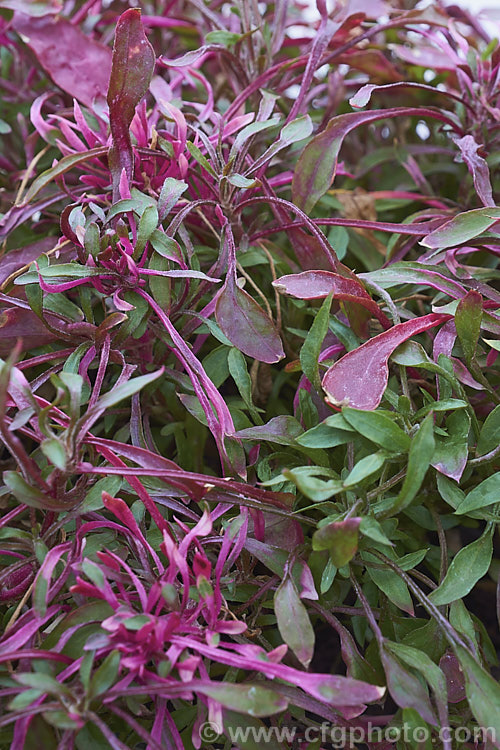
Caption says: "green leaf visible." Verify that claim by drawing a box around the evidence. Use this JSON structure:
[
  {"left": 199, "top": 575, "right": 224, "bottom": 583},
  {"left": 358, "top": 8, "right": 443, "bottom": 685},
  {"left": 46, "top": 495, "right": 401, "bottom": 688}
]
[
  {"left": 431, "top": 410, "right": 470, "bottom": 483},
  {"left": 88, "top": 650, "right": 121, "bottom": 700},
  {"left": 455, "top": 290, "right": 483, "bottom": 365},
  {"left": 343, "top": 451, "right": 387, "bottom": 488},
  {"left": 342, "top": 408, "right": 410, "bottom": 453},
  {"left": 3, "top": 471, "right": 50, "bottom": 509},
  {"left": 134, "top": 203, "right": 159, "bottom": 258},
  {"left": 454, "top": 644, "right": 500, "bottom": 737},
  {"left": 384, "top": 413, "right": 435, "bottom": 516},
  {"left": 228, "top": 348, "right": 261, "bottom": 422},
  {"left": 274, "top": 575, "right": 315, "bottom": 667},
  {"left": 198, "top": 683, "right": 288, "bottom": 717},
  {"left": 15, "top": 673, "right": 71, "bottom": 697},
  {"left": 421, "top": 207, "right": 500, "bottom": 249},
  {"left": 186, "top": 141, "right": 218, "bottom": 177},
  {"left": 362, "top": 551, "right": 414, "bottom": 615},
  {"left": 80, "top": 476, "right": 123, "bottom": 513},
  {"left": 429, "top": 525, "right": 494, "bottom": 605},
  {"left": 205, "top": 30, "right": 243, "bottom": 45},
  {"left": 227, "top": 174, "right": 261, "bottom": 189},
  {"left": 296, "top": 421, "right": 354, "bottom": 449},
  {"left": 40, "top": 438, "right": 66, "bottom": 471},
  {"left": 300, "top": 293, "right": 332, "bottom": 392},
  {"left": 380, "top": 642, "right": 436, "bottom": 726},
  {"left": 383, "top": 641, "right": 446, "bottom": 723},
  {"left": 455, "top": 473, "right": 500, "bottom": 514},
  {"left": 477, "top": 404, "right": 500, "bottom": 456},
  {"left": 312, "top": 518, "right": 361, "bottom": 567},
  {"left": 223, "top": 710, "right": 289, "bottom": 750},
  {"left": 158, "top": 177, "right": 188, "bottom": 220},
  {"left": 22, "top": 147, "right": 107, "bottom": 204},
  {"left": 94, "top": 369, "right": 163, "bottom": 411}
]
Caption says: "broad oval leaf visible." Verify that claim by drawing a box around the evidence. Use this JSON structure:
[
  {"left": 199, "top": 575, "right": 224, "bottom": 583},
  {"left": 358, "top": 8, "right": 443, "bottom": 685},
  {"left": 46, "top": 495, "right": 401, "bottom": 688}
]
[
  {"left": 429, "top": 526, "right": 494, "bottom": 606},
  {"left": 421, "top": 207, "right": 500, "bottom": 250},
  {"left": 312, "top": 518, "right": 361, "bottom": 568},
  {"left": 215, "top": 273, "right": 284, "bottom": 363},
  {"left": 274, "top": 576, "right": 315, "bottom": 667}
]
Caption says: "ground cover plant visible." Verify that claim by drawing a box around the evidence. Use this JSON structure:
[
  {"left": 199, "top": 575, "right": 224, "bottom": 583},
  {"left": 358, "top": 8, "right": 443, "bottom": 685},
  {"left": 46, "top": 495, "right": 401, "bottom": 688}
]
[{"left": 1, "top": 0, "right": 500, "bottom": 747}]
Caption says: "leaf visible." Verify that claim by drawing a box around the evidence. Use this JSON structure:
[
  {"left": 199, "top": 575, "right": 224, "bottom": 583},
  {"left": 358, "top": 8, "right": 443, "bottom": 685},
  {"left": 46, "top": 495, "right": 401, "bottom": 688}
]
[
  {"left": 223, "top": 711, "right": 288, "bottom": 750},
  {"left": 477, "top": 404, "right": 500, "bottom": 456},
  {"left": 134, "top": 204, "right": 159, "bottom": 257},
  {"left": 274, "top": 270, "right": 390, "bottom": 329},
  {"left": 21, "top": 148, "right": 108, "bottom": 205},
  {"left": 157, "top": 178, "right": 188, "bottom": 221},
  {"left": 455, "top": 473, "right": 500, "bottom": 515},
  {"left": 274, "top": 576, "right": 315, "bottom": 667},
  {"left": 107, "top": 9, "right": 156, "bottom": 200},
  {"left": 88, "top": 650, "right": 121, "bottom": 700},
  {"left": 15, "top": 672, "right": 70, "bottom": 697},
  {"left": 198, "top": 683, "right": 288, "bottom": 717},
  {"left": 312, "top": 518, "right": 361, "bottom": 567},
  {"left": 453, "top": 644, "right": 500, "bottom": 737},
  {"left": 343, "top": 451, "right": 387, "bottom": 488},
  {"left": 93, "top": 369, "right": 163, "bottom": 412},
  {"left": 362, "top": 551, "right": 414, "bottom": 615},
  {"left": 12, "top": 14, "right": 111, "bottom": 107},
  {"left": 300, "top": 293, "right": 332, "bottom": 392},
  {"left": 322, "top": 314, "right": 449, "bottom": 410},
  {"left": 0, "top": 0, "right": 61, "bottom": 15},
  {"left": 455, "top": 135, "right": 495, "bottom": 208},
  {"left": 431, "top": 410, "right": 470, "bottom": 482},
  {"left": 215, "top": 272, "right": 284, "bottom": 364},
  {"left": 40, "top": 438, "right": 66, "bottom": 471},
  {"left": 342, "top": 408, "right": 410, "bottom": 453},
  {"left": 292, "top": 108, "right": 458, "bottom": 213},
  {"left": 455, "top": 290, "right": 483, "bottom": 365},
  {"left": 421, "top": 207, "right": 500, "bottom": 250},
  {"left": 429, "top": 526, "right": 494, "bottom": 606},
  {"left": 380, "top": 642, "right": 437, "bottom": 726},
  {"left": 235, "top": 416, "right": 303, "bottom": 446},
  {"left": 384, "top": 414, "right": 435, "bottom": 516}
]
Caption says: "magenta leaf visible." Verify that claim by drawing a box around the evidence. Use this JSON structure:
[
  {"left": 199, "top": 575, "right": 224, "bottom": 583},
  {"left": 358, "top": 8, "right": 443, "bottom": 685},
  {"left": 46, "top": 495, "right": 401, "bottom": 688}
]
[
  {"left": 292, "top": 108, "right": 460, "bottom": 213},
  {"left": 13, "top": 13, "right": 111, "bottom": 107},
  {"left": 454, "top": 135, "right": 495, "bottom": 208},
  {"left": 107, "top": 9, "right": 156, "bottom": 200},
  {"left": 215, "top": 272, "right": 284, "bottom": 364},
  {"left": 0, "top": 0, "right": 61, "bottom": 14},
  {"left": 274, "top": 270, "right": 391, "bottom": 329},
  {"left": 322, "top": 314, "right": 450, "bottom": 410}
]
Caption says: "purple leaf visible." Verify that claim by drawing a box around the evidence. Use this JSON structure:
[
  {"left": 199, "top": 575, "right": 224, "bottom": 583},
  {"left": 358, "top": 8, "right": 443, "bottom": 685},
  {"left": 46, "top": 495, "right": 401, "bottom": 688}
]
[
  {"left": 322, "top": 313, "right": 450, "bottom": 410},
  {"left": 0, "top": 308, "right": 58, "bottom": 355},
  {"left": 292, "top": 108, "right": 460, "bottom": 213},
  {"left": 274, "top": 575, "right": 315, "bottom": 668},
  {"left": 107, "top": 9, "right": 156, "bottom": 200},
  {"left": 12, "top": 13, "right": 111, "bottom": 107},
  {"left": 455, "top": 135, "right": 495, "bottom": 207},
  {"left": 215, "top": 271, "right": 284, "bottom": 364},
  {"left": 274, "top": 270, "right": 391, "bottom": 329}
]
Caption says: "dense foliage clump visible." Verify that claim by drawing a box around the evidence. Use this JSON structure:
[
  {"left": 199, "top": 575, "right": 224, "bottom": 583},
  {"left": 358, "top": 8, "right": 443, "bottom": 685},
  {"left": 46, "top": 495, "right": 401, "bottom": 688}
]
[{"left": 1, "top": 0, "right": 500, "bottom": 747}]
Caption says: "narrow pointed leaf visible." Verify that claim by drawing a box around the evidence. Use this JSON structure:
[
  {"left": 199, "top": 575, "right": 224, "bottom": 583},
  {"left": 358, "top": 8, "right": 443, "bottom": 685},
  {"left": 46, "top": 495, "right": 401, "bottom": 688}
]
[{"left": 107, "top": 9, "right": 156, "bottom": 199}]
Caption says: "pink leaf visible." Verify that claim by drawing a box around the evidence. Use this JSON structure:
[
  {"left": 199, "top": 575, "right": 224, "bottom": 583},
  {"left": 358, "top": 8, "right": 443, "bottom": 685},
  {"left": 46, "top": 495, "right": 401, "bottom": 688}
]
[
  {"left": 274, "top": 270, "right": 391, "bottom": 329},
  {"left": 322, "top": 314, "right": 451, "bottom": 410},
  {"left": 215, "top": 272, "right": 284, "bottom": 364}
]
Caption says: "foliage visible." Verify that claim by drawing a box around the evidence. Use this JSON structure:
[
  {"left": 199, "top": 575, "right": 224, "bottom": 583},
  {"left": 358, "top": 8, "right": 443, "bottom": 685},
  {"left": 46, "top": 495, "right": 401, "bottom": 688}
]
[{"left": 1, "top": 0, "right": 500, "bottom": 748}]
